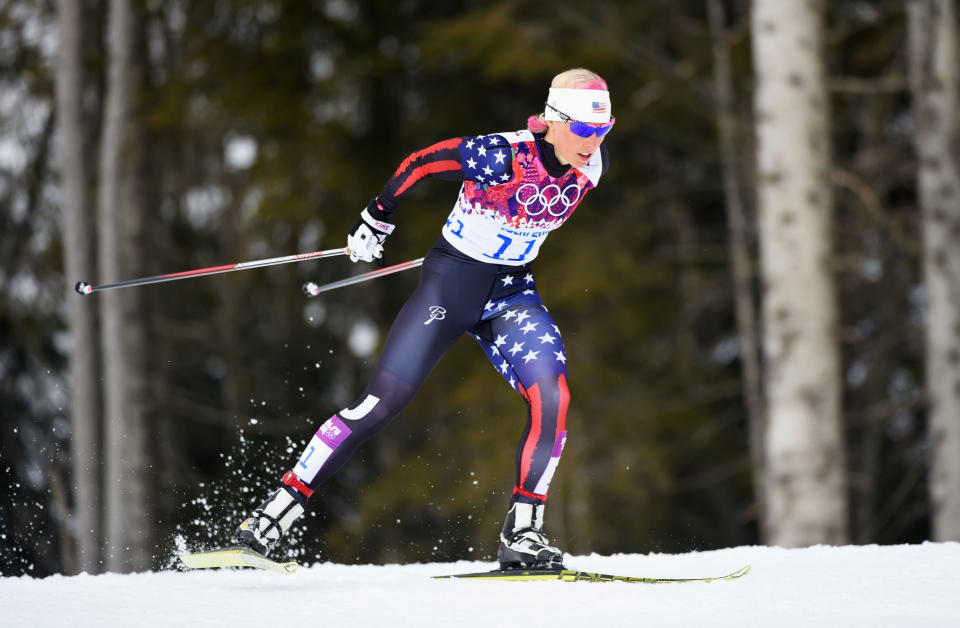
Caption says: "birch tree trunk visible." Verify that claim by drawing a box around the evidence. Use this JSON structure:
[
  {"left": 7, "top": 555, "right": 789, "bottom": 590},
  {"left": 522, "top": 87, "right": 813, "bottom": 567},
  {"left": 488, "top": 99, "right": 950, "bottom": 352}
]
[
  {"left": 56, "top": 0, "right": 103, "bottom": 575},
  {"left": 908, "top": 0, "right": 960, "bottom": 542},
  {"left": 751, "top": 0, "right": 849, "bottom": 546},
  {"left": 99, "top": 0, "right": 151, "bottom": 572}
]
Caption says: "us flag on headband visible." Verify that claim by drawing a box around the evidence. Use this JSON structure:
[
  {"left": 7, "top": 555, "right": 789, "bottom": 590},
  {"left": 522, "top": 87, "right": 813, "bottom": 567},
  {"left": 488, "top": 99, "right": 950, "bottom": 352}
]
[{"left": 592, "top": 101, "right": 607, "bottom": 115}]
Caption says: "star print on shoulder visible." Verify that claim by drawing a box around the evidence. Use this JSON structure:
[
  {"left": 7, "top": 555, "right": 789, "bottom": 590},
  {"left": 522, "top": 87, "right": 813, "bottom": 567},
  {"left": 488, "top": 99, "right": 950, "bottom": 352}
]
[{"left": 457, "top": 133, "right": 513, "bottom": 186}]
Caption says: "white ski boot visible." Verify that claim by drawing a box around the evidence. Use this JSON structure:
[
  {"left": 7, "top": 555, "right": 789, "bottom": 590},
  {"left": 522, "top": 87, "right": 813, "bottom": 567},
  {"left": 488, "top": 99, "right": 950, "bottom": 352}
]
[
  {"left": 497, "top": 501, "right": 565, "bottom": 569},
  {"left": 235, "top": 487, "right": 304, "bottom": 556}
]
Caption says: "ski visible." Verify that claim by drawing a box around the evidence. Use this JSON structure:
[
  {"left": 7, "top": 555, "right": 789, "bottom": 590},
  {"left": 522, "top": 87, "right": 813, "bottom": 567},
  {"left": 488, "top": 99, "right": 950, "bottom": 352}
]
[
  {"left": 433, "top": 564, "right": 750, "bottom": 583},
  {"left": 179, "top": 546, "right": 299, "bottom": 575}
]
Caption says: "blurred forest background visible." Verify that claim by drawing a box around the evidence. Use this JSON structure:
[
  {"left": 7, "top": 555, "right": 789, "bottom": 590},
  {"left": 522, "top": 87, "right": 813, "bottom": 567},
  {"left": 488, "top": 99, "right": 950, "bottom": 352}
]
[{"left": 2, "top": 0, "right": 959, "bottom": 576}]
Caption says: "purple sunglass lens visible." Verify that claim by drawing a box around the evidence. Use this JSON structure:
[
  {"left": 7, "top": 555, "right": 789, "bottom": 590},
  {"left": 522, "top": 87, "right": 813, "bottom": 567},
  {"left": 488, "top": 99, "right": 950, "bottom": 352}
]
[{"left": 569, "top": 120, "right": 614, "bottom": 138}]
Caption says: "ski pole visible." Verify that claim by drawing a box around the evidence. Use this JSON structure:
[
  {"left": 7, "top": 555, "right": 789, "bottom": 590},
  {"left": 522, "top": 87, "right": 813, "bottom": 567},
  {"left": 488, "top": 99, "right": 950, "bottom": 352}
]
[
  {"left": 303, "top": 257, "right": 424, "bottom": 297},
  {"left": 75, "top": 247, "right": 349, "bottom": 295}
]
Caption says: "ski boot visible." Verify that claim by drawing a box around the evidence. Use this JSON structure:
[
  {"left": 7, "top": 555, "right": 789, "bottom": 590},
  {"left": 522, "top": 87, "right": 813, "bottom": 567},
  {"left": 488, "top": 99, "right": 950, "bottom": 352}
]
[
  {"left": 497, "top": 501, "right": 566, "bottom": 569},
  {"left": 235, "top": 473, "right": 309, "bottom": 556}
]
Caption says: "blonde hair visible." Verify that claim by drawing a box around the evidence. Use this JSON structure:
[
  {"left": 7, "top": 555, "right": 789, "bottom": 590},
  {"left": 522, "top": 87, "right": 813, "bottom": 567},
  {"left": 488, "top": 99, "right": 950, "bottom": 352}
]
[{"left": 527, "top": 68, "right": 609, "bottom": 133}]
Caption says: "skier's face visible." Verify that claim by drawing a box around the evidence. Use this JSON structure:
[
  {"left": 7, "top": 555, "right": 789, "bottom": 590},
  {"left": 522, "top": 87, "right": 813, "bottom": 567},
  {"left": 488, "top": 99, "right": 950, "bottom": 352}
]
[{"left": 545, "top": 120, "right": 607, "bottom": 169}]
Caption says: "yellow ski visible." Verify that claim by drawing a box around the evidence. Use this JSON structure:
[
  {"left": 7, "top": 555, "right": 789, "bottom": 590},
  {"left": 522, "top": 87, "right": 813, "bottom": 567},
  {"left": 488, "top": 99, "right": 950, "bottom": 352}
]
[
  {"left": 179, "top": 547, "right": 298, "bottom": 575},
  {"left": 434, "top": 564, "right": 750, "bottom": 583}
]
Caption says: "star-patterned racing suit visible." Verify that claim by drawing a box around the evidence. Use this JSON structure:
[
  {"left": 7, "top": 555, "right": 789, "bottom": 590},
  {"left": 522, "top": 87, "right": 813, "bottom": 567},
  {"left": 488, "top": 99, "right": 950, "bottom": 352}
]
[{"left": 245, "top": 130, "right": 609, "bottom": 563}]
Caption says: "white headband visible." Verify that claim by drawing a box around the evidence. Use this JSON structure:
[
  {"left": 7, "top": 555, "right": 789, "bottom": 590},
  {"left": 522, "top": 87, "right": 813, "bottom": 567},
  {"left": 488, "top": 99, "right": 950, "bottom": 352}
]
[{"left": 544, "top": 88, "right": 612, "bottom": 124}]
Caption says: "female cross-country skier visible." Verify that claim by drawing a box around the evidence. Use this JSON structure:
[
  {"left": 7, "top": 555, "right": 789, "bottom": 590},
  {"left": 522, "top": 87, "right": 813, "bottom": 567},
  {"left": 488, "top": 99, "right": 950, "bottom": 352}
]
[{"left": 236, "top": 67, "right": 613, "bottom": 569}]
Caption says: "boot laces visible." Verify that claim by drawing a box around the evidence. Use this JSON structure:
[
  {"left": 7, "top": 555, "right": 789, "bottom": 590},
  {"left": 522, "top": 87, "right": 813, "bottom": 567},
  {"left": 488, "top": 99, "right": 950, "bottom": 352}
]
[
  {"left": 252, "top": 508, "right": 283, "bottom": 540},
  {"left": 508, "top": 527, "right": 557, "bottom": 553}
]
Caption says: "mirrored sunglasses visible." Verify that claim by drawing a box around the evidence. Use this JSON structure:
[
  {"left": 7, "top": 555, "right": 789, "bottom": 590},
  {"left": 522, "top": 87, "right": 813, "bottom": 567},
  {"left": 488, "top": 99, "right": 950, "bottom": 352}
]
[{"left": 545, "top": 102, "right": 615, "bottom": 138}]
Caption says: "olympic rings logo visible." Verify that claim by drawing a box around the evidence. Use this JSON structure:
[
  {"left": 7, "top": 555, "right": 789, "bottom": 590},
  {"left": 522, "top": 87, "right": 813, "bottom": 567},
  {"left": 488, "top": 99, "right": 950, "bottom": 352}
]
[{"left": 515, "top": 183, "right": 582, "bottom": 217}]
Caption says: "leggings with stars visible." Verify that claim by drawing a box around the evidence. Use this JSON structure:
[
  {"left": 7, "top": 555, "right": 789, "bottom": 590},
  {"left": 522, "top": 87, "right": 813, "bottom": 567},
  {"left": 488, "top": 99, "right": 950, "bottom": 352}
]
[{"left": 287, "top": 237, "right": 569, "bottom": 506}]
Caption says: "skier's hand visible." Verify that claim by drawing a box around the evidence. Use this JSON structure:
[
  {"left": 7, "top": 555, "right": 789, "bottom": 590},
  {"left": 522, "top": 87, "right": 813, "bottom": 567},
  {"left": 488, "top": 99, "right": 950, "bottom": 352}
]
[{"left": 347, "top": 201, "right": 394, "bottom": 263}]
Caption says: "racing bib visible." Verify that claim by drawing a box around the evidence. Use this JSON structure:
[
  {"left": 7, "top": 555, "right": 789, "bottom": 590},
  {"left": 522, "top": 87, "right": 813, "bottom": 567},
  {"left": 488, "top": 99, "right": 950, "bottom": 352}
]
[{"left": 441, "top": 130, "right": 602, "bottom": 265}]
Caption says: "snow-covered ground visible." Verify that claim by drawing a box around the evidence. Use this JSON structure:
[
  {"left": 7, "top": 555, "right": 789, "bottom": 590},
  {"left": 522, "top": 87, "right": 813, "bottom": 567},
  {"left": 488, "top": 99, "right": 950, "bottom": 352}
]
[{"left": 2, "top": 543, "right": 957, "bottom": 627}]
